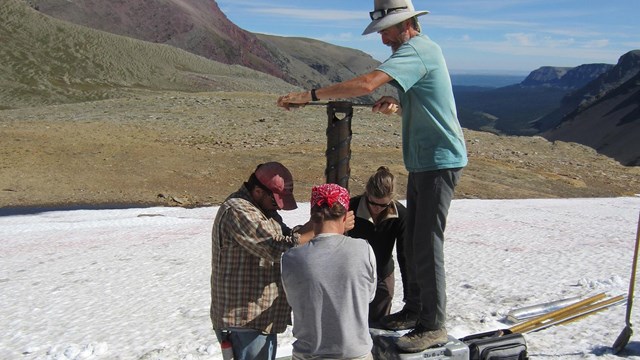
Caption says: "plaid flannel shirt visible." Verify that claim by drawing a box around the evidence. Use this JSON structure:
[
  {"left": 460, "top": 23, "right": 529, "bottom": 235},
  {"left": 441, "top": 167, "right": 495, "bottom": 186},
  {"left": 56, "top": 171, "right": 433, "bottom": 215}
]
[{"left": 210, "top": 185, "right": 300, "bottom": 334}]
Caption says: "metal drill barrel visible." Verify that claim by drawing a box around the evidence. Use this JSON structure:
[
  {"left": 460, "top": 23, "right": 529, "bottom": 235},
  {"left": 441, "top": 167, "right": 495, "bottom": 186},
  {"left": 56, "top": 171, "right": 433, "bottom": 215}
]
[{"left": 325, "top": 101, "right": 353, "bottom": 190}]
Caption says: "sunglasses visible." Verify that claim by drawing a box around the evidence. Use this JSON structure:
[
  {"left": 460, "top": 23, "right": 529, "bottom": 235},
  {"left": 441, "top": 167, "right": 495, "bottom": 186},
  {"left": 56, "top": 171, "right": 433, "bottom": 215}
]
[
  {"left": 367, "top": 197, "right": 391, "bottom": 209},
  {"left": 255, "top": 180, "right": 279, "bottom": 208},
  {"left": 369, "top": 6, "right": 408, "bottom": 21}
]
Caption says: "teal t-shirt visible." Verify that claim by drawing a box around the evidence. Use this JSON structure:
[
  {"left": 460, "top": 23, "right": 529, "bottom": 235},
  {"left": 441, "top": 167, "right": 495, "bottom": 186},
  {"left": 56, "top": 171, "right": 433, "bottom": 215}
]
[{"left": 377, "top": 34, "right": 468, "bottom": 172}]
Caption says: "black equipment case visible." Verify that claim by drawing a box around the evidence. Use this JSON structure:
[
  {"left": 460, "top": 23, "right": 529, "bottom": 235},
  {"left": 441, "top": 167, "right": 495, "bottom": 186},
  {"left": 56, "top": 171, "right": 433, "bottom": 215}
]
[{"left": 460, "top": 329, "right": 528, "bottom": 360}]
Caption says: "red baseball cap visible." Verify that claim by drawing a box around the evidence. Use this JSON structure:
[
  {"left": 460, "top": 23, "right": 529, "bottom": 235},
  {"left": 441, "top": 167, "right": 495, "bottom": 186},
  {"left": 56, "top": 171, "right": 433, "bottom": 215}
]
[{"left": 255, "top": 162, "right": 297, "bottom": 210}]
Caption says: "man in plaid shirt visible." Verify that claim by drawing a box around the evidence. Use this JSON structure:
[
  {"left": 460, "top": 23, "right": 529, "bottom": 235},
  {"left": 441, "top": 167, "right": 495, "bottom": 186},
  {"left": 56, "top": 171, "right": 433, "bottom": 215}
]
[{"left": 210, "top": 162, "right": 315, "bottom": 359}]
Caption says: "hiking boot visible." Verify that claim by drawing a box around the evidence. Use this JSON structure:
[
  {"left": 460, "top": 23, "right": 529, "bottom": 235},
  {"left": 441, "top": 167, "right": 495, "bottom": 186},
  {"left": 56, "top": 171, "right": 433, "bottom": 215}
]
[
  {"left": 395, "top": 325, "right": 448, "bottom": 353},
  {"left": 380, "top": 308, "right": 419, "bottom": 330}
]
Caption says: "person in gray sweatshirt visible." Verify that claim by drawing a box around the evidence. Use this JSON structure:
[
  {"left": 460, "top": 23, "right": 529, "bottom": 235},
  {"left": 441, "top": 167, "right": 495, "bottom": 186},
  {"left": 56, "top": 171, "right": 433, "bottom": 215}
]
[{"left": 281, "top": 183, "right": 377, "bottom": 360}]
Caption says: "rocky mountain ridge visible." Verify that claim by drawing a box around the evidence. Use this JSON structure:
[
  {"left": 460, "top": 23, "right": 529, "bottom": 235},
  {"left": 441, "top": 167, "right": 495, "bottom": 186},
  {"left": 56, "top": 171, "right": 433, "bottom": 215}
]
[
  {"left": 455, "top": 51, "right": 639, "bottom": 165},
  {"left": 541, "top": 51, "right": 640, "bottom": 166},
  {"left": 521, "top": 64, "right": 614, "bottom": 89},
  {"left": 563, "top": 50, "right": 640, "bottom": 111}
]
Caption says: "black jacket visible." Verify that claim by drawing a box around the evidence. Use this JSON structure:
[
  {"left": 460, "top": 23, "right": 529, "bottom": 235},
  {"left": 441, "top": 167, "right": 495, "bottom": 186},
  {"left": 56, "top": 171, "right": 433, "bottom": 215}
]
[{"left": 347, "top": 195, "right": 407, "bottom": 279}]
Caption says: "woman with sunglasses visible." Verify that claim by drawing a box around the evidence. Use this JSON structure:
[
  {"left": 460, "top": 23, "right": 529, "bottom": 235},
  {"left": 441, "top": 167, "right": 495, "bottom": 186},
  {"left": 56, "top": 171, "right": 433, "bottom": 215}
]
[{"left": 348, "top": 166, "right": 407, "bottom": 327}]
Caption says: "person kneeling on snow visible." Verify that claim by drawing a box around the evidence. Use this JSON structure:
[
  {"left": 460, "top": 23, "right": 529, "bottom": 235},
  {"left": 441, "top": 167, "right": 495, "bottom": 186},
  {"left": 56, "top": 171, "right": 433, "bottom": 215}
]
[{"left": 281, "top": 183, "right": 377, "bottom": 360}]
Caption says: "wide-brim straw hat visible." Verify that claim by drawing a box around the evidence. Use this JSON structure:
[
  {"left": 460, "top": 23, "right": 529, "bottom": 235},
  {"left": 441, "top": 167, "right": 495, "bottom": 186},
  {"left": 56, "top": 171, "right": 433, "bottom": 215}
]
[{"left": 362, "top": 0, "right": 429, "bottom": 35}]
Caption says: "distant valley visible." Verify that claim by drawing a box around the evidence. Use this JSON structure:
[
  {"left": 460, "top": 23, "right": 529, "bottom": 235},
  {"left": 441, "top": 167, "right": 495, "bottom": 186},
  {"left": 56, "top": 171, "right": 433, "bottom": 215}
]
[
  {"left": 450, "top": 74, "right": 526, "bottom": 88},
  {"left": 453, "top": 55, "right": 639, "bottom": 166}
]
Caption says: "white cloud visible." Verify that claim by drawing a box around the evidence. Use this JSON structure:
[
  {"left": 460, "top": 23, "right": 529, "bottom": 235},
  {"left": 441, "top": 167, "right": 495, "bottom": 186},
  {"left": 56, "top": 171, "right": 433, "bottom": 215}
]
[
  {"left": 540, "top": 27, "right": 603, "bottom": 38},
  {"left": 437, "top": 0, "right": 544, "bottom": 12},
  {"left": 248, "top": 7, "right": 363, "bottom": 21},
  {"left": 504, "top": 33, "right": 536, "bottom": 47},
  {"left": 583, "top": 39, "right": 610, "bottom": 49},
  {"left": 502, "top": 33, "right": 580, "bottom": 49},
  {"left": 426, "top": 15, "right": 534, "bottom": 30},
  {"left": 317, "top": 32, "right": 358, "bottom": 43},
  {"left": 445, "top": 36, "right": 623, "bottom": 67}
]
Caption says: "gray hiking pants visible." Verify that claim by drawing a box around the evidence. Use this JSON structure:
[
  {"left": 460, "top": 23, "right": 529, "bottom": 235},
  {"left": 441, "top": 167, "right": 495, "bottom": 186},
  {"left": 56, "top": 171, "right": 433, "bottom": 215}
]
[{"left": 403, "top": 168, "right": 462, "bottom": 330}]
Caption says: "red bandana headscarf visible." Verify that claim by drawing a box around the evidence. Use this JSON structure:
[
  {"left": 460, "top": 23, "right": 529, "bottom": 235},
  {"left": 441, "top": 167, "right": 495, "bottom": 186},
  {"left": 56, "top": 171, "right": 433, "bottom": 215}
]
[{"left": 311, "top": 183, "right": 350, "bottom": 211}]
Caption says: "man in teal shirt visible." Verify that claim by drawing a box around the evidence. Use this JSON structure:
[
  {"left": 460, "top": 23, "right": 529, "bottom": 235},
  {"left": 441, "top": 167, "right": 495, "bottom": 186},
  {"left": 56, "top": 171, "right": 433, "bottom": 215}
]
[{"left": 277, "top": 0, "right": 467, "bottom": 353}]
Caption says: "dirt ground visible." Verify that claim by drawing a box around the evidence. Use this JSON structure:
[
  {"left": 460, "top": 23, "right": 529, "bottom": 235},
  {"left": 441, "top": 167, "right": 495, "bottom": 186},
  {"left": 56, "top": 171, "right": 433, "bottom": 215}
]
[{"left": 1, "top": 91, "right": 638, "bottom": 210}]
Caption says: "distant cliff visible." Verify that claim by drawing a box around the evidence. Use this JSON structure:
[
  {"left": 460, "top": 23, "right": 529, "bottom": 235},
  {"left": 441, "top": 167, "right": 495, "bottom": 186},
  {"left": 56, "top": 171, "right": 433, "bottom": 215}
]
[
  {"left": 542, "top": 50, "right": 640, "bottom": 166},
  {"left": 521, "top": 64, "right": 613, "bottom": 89}
]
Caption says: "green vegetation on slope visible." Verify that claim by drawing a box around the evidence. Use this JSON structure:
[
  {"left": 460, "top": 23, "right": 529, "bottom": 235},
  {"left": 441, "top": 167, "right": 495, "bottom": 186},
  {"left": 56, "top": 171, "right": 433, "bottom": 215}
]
[{"left": 0, "top": 0, "right": 297, "bottom": 109}]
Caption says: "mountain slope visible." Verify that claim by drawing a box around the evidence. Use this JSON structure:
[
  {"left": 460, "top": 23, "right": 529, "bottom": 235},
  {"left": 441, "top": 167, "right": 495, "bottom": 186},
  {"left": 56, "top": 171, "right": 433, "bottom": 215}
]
[
  {"left": 28, "top": 0, "right": 285, "bottom": 79},
  {"left": 0, "top": 0, "right": 297, "bottom": 109},
  {"left": 455, "top": 64, "right": 614, "bottom": 135},
  {"left": 543, "top": 51, "right": 640, "bottom": 166},
  {"left": 256, "top": 34, "right": 393, "bottom": 102},
  {"left": 28, "top": 0, "right": 384, "bottom": 91},
  {"left": 521, "top": 64, "right": 613, "bottom": 89}
]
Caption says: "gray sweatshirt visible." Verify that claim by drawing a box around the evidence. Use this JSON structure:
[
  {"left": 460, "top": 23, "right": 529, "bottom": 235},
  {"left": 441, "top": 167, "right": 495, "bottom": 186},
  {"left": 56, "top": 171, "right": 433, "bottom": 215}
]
[{"left": 281, "top": 233, "right": 377, "bottom": 358}]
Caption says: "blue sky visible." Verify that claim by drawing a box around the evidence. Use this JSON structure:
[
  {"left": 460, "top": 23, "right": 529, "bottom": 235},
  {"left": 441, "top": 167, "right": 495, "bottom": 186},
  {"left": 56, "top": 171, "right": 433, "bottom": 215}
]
[{"left": 217, "top": 0, "right": 639, "bottom": 75}]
